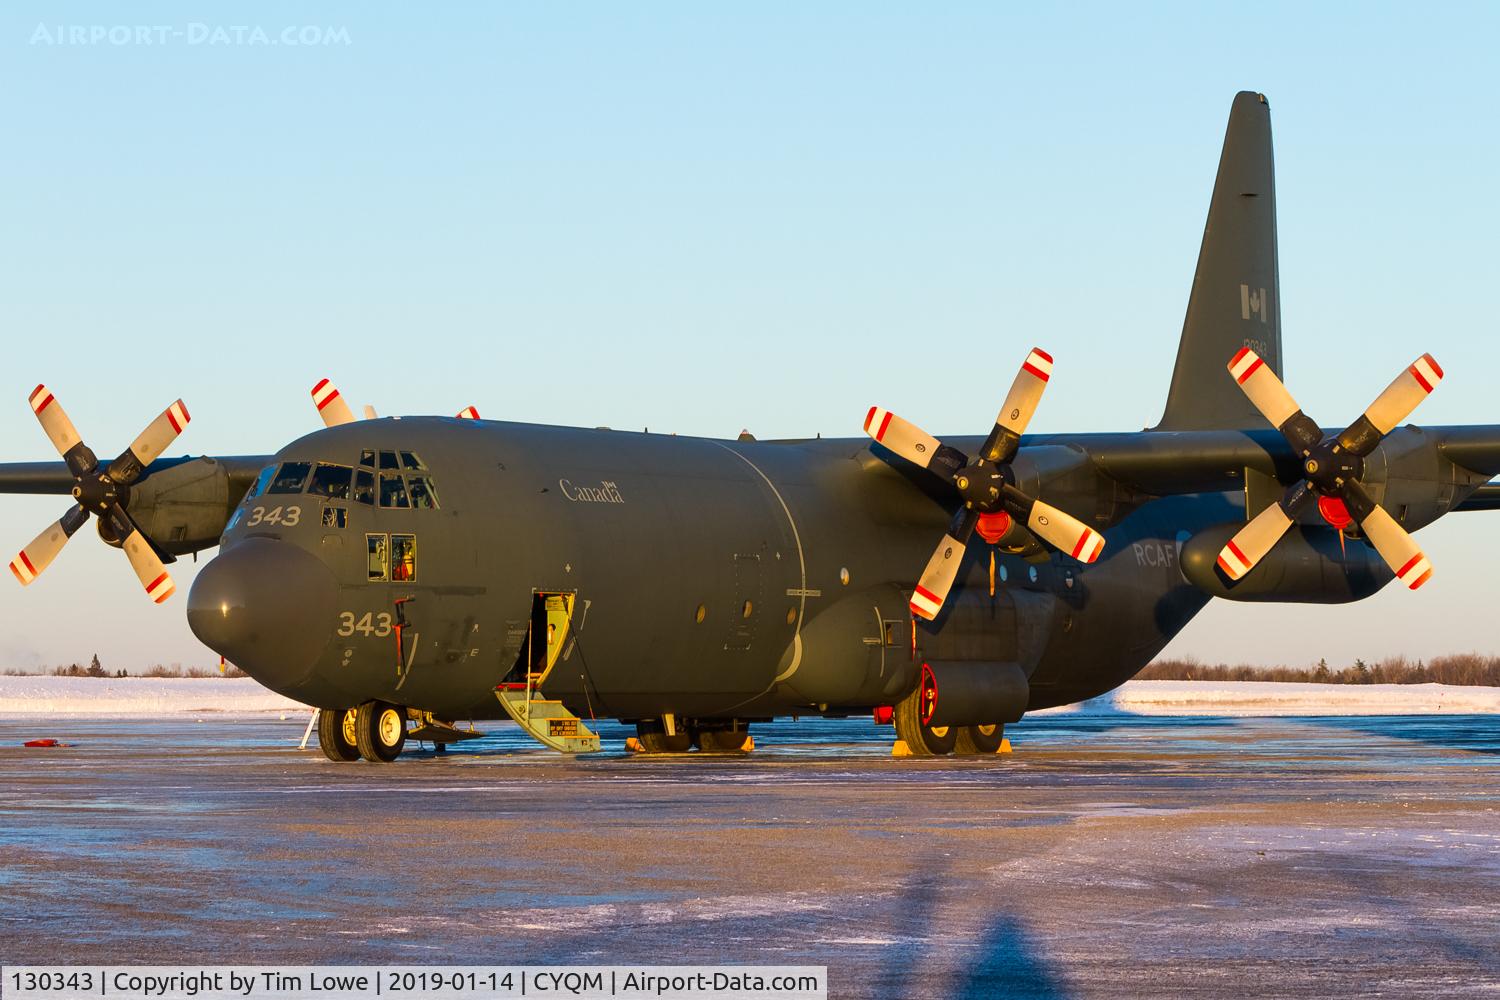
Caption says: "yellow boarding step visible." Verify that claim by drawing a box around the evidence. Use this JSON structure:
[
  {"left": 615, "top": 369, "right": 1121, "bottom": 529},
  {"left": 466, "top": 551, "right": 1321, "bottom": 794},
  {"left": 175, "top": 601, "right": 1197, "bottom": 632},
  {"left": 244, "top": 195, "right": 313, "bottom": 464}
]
[{"left": 494, "top": 689, "right": 601, "bottom": 754}]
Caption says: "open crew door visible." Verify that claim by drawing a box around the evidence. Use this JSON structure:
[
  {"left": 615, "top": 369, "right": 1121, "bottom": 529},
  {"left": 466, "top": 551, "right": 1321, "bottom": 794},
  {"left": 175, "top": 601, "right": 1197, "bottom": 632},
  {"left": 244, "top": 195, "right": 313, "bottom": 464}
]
[{"left": 495, "top": 591, "right": 600, "bottom": 753}]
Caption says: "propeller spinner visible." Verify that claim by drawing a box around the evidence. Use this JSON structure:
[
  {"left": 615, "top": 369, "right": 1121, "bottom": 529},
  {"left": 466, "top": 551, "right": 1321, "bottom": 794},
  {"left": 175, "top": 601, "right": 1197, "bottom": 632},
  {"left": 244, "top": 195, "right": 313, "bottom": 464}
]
[
  {"left": 1218, "top": 348, "right": 1441, "bottom": 590},
  {"left": 866, "top": 348, "right": 1104, "bottom": 621},
  {"left": 9, "top": 385, "right": 188, "bottom": 603}
]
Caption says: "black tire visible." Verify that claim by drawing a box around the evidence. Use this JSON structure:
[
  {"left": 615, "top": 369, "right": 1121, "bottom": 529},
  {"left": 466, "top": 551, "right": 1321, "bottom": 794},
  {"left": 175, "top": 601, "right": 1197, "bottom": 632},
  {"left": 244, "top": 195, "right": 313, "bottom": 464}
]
[
  {"left": 355, "top": 701, "right": 407, "bottom": 762},
  {"left": 433, "top": 742, "right": 448, "bottom": 754},
  {"left": 956, "top": 723, "right": 1005, "bottom": 755},
  {"left": 317, "top": 708, "right": 360, "bottom": 762},
  {"left": 696, "top": 726, "right": 751, "bottom": 753},
  {"left": 894, "top": 680, "right": 956, "bottom": 756},
  {"left": 636, "top": 720, "right": 692, "bottom": 754}
]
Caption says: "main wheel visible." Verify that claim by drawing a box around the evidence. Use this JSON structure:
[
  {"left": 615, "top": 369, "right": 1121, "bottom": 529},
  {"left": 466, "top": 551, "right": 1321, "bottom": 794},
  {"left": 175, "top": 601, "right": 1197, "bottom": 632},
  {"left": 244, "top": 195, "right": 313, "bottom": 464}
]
[
  {"left": 956, "top": 723, "right": 1005, "bottom": 755},
  {"left": 317, "top": 708, "right": 360, "bottom": 762},
  {"left": 355, "top": 701, "right": 407, "bottom": 762},
  {"left": 894, "top": 677, "right": 956, "bottom": 756},
  {"left": 696, "top": 725, "right": 752, "bottom": 753},
  {"left": 635, "top": 720, "right": 692, "bottom": 754}
]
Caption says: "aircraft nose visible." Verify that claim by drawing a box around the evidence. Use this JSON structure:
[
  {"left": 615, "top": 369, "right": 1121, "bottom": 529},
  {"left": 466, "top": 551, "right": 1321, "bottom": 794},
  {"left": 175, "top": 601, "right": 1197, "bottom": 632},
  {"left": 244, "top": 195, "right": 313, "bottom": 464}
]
[{"left": 187, "top": 538, "right": 338, "bottom": 695}]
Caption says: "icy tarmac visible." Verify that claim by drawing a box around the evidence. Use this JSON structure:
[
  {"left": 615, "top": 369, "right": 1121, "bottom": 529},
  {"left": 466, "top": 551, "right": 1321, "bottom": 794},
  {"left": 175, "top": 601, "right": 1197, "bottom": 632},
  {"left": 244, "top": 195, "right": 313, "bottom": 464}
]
[{"left": 2, "top": 713, "right": 1498, "bottom": 999}]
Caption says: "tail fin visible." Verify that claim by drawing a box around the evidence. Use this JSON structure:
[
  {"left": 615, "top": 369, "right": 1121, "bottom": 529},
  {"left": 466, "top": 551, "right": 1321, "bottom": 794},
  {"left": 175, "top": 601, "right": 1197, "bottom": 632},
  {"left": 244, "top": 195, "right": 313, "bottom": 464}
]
[{"left": 1154, "top": 92, "right": 1284, "bottom": 431}]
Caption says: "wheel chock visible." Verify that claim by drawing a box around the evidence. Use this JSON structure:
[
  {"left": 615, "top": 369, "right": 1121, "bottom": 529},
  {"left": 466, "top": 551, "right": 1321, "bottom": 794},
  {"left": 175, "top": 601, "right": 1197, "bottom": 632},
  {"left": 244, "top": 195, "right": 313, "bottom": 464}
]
[
  {"left": 624, "top": 736, "right": 644, "bottom": 753},
  {"left": 996, "top": 738, "right": 1012, "bottom": 754},
  {"left": 891, "top": 739, "right": 913, "bottom": 757},
  {"left": 740, "top": 735, "right": 755, "bottom": 752}
]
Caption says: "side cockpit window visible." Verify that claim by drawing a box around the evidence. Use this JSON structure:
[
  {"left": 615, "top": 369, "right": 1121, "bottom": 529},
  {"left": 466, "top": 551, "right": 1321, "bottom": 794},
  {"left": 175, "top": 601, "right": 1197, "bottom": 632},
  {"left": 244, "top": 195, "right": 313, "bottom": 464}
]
[
  {"left": 379, "top": 473, "right": 410, "bottom": 508},
  {"left": 269, "top": 462, "right": 312, "bottom": 494},
  {"left": 408, "top": 475, "right": 439, "bottom": 509},
  {"left": 308, "top": 463, "right": 353, "bottom": 500},
  {"left": 353, "top": 469, "right": 375, "bottom": 506},
  {"left": 249, "top": 465, "right": 277, "bottom": 499}
]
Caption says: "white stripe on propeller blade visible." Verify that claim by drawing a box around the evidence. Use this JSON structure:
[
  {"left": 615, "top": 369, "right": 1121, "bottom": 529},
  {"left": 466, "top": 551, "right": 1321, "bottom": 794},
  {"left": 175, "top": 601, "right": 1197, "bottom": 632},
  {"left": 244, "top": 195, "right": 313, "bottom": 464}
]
[
  {"left": 1227, "top": 347, "right": 1301, "bottom": 429},
  {"left": 310, "top": 378, "right": 357, "bottom": 428},
  {"left": 1363, "top": 353, "right": 1444, "bottom": 435},
  {"left": 864, "top": 407, "right": 943, "bottom": 470},
  {"left": 1215, "top": 502, "right": 1295, "bottom": 581}
]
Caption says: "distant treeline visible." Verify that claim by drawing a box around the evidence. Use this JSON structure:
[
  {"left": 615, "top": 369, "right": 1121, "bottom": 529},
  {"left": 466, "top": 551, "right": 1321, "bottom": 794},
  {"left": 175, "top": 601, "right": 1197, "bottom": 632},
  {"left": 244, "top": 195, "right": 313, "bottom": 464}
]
[
  {"left": 1, "top": 655, "right": 247, "bottom": 679},
  {"left": 1140, "top": 654, "right": 1500, "bottom": 687}
]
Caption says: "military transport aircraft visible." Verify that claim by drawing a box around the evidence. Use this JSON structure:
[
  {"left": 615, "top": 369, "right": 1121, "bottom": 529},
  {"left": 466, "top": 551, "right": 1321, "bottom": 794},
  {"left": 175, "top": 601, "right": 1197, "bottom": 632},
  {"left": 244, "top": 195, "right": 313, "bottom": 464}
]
[{"left": 5, "top": 92, "right": 1498, "bottom": 761}]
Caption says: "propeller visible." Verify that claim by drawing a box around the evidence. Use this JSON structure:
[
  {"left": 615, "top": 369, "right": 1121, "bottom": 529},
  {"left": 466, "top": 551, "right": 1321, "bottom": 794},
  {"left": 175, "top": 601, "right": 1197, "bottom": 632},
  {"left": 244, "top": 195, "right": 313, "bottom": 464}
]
[
  {"left": 1218, "top": 348, "right": 1441, "bottom": 590},
  {"left": 310, "top": 378, "right": 481, "bottom": 426},
  {"left": 866, "top": 348, "right": 1105, "bottom": 621},
  {"left": 9, "top": 385, "right": 188, "bottom": 603}
]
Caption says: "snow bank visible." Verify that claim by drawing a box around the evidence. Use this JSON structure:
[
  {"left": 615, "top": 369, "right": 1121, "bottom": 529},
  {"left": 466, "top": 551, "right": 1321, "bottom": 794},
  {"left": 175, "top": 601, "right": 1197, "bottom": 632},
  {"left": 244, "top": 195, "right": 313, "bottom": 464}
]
[
  {"left": 0, "top": 675, "right": 304, "bottom": 716},
  {"left": 1, "top": 676, "right": 1497, "bottom": 718},
  {"left": 1036, "top": 680, "right": 1500, "bottom": 717}
]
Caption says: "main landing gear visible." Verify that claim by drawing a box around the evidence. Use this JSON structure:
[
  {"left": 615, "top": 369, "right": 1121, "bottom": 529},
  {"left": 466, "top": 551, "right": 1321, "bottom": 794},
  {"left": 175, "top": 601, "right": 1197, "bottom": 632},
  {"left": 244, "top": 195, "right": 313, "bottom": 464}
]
[
  {"left": 891, "top": 685, "right": 1007, "bottom": 757},
  {"left": 316, "top": 701, "right": 407, "bottom": 763},
  {"left": 631, "top": 719, "right": 754, "bottom": 754}
]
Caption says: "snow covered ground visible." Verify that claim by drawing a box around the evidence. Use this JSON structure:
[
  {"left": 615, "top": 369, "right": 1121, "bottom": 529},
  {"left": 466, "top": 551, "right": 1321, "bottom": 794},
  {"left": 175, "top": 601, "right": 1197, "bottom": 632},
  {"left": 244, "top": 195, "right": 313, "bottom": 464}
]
[{"left": 2, "top": 675, "right": 1498, "bottom": 716}]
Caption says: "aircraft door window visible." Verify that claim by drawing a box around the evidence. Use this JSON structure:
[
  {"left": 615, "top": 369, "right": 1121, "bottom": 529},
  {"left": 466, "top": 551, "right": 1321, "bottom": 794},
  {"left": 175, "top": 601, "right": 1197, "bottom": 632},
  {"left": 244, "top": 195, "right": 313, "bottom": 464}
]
[
  {"left": 308, "top": 463, "right": 353, "bottom": 500},
  {"left": 391, "top": 534, "right": 416, "bottom": 581},
  {"left": 379, "top": 473, "right": 410, "bottom": 508},
  {"left": 353, "top": 470, "right": 375, "bottom": 506},
  {"left": 268, "top": 462, "right": 312, "bottom": 494},
  {"left": 367, "top": 534, "right": 389, "bottom": 581},
  {"left": 407, "top": 475, "right": 440, "bottom": 509}
]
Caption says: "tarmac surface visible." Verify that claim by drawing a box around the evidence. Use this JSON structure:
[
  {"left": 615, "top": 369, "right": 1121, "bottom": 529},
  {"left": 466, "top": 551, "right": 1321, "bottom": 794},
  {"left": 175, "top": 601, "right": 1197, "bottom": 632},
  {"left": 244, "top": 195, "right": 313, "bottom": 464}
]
[{"left": 2, "top": 712, "right": 1498, "bottom": 999}]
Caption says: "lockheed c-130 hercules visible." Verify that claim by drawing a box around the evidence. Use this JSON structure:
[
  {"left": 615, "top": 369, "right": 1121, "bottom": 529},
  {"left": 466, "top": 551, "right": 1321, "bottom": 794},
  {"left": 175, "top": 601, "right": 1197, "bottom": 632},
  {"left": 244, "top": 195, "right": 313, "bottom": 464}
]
[{"left": 5, "top": 91, "right": 1499, "bottom": 762}]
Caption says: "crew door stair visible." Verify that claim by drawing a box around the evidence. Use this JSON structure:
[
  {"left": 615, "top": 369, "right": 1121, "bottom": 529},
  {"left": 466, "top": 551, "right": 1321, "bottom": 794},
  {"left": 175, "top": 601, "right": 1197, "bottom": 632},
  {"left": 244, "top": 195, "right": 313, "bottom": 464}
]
[{"left": 495, "top": 591, "right": 601, "bottom": 754}]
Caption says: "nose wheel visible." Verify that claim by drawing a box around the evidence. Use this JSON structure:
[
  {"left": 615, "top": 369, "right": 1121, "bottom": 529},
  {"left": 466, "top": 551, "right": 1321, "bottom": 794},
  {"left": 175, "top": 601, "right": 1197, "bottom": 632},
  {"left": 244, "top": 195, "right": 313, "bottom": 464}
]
[
  {"left": 354, "top": 700, "right": 408, "bottom": 762},
  {"left": 316, "top": 708, "right": 360, "bottom": 762}
]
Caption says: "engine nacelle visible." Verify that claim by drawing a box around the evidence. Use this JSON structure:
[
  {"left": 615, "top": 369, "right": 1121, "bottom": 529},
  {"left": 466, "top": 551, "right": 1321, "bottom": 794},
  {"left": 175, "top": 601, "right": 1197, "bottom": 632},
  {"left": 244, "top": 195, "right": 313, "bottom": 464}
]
[
  {"left": 920, "top": 660, "right": 1029, "bottom": 728},
  {"left": 125, "top": 457, "right": 237, "bottom": 556},
  {"left": 1180, "top": 522, "right": 1391, "bottom": 603}
]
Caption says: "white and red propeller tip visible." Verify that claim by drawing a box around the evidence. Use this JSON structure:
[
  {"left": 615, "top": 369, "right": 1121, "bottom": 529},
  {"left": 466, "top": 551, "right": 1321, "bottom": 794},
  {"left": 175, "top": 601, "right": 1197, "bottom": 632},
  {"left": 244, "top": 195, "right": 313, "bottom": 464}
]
[
  {"left": 1358, "top": 505, "right": 1434, "bottom": 591},
  {"left": 911, "top": 533, "right": 969, "bottom": 620},
  {"left": 457, "top": 406, "right": 481, "bottom": 420},
  {"left": 1363, "top": 354, "right": 1444, "bottom": 436},
  {"left": 1227, "top": 347, "right": 1301, "bottom": 429},
  {"left": 993, "top": 348, "right": 1054, "bottom": 440},
  {"left": 864, "top": 407, "right": 942, "bottom": 470},
  {"left": 1215, "top": 502, "right": 1296, "bottom": 581},
  {"left": 311, "top": 378, "right": 356, "bottom": 428},
  {"left": 1026, "top": 501, "right": 1105, "bottom": 564},
  {"left": 28, "top": 384, "right": 85, "bottom": 458},
  {"left": 125, "top": 400, "right": 191, "bottom": 469},
  {"left": 9, "top": 514, "right": 82, "bottom": 586},
  {"left": 122, "top": 531, "right": 175, "bottom": 604}
]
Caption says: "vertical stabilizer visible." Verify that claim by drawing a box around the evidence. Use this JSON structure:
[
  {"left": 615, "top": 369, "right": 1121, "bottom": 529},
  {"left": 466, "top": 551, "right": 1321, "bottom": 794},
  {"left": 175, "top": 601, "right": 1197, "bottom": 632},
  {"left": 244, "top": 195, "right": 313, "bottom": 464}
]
[{"left": 1154, "top": 92, "right": 1283, "bottom": 431}]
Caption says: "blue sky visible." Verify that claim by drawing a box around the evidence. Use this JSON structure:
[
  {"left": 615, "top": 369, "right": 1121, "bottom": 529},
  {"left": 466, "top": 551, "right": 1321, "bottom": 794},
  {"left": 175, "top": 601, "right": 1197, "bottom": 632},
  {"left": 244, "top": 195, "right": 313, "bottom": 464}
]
[{"left": 1, "top": 3, "right": 1497, "bottom": 670}]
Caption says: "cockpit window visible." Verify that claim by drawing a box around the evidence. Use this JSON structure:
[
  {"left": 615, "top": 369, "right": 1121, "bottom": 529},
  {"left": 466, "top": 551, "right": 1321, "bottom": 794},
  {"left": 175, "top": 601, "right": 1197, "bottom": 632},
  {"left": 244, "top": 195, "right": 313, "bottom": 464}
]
[
  {"left": 400, "top": 451, "right": 426, "bottom": 471},
  {"left": 359, "top": 449, "right": 376, "bottom": 468},
  {"left": 353, "top": 469, "right": 375, "bottom": 506},
  {"left": 249, "top": 465, "right": 277, "bottom": 499},
  {"left": 268, "top": 462, "right": 312, "bottom": 494},
  {"left": 378, "top": 450, "right": 400, "bottom": 470},
  {"left": 407, "top": 475, "right": 440, "bottom": 509},
  {"left": 379, "top": 473, "right": 410, "bottom": 508},
  {"left": 307, "top": 463, "right": 353, "bottom": 500}
]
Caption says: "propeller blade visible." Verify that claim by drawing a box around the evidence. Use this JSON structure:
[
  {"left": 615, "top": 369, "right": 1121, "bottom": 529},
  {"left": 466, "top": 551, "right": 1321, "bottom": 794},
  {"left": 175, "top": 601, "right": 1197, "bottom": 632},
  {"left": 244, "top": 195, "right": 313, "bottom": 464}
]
[
  {"left": 311, "top": 379, "right": 357, "bottom": 428},
  {"left": 457, "top": 406, "right": 481, "bottom": 420},
  {"left": 28, "top": 384, "right": 97, "bottom": 476},
  {"left": 1342, "top": 481, "right": 1433, "bottom": 590},
  {"left": 121, "top": 528, "right": 176, "bottom": 604},
  {"left": 9, "top": 505, "right": 89, "bottom": 586},
  {"left": 108, "top": 399, "right": 191, "bottom": 485},
  {"left": 865, "top": 407, "right": 966, "bottom": 477},
  {"left": 1227, "top": 349, "right": 1321, "bottom": 452},
  {"left": 910, "top": 509, "right": 978, "bottom": 620},
  {"left": 362, "top": 404, "right": 379, "bottom": 420},
  {"left": 1349, "top": 353, "right": 1444, "bottom": 448},
  {"left": 980, "top": 348, "right": 1053, "bottom": 463},
  {"left": 1025, "top": 500, "right": 1105, "bottom": 563}
]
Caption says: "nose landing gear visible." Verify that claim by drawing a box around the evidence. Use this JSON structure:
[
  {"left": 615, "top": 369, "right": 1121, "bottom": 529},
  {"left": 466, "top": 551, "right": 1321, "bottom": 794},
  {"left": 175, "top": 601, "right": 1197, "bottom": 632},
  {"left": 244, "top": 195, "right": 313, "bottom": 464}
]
[{"left": 315, "top": 701, "right": 408, "bottom": 763}]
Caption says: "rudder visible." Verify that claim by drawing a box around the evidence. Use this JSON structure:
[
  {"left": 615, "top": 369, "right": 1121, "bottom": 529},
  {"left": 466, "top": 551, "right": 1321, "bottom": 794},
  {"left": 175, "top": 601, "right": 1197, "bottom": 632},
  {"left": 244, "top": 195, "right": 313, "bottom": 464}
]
[{"left": 1154, "top": 92, "right": 1284, "bottom": 431}]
